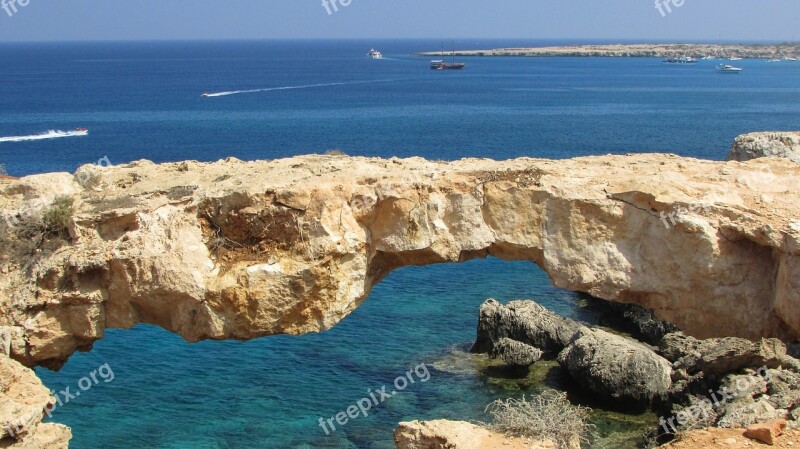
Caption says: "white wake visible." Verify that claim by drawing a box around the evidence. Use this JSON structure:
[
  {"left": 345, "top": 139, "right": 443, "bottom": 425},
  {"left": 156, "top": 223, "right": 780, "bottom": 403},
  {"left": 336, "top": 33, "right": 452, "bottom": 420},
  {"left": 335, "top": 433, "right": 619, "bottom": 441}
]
[
  {"left": 202, "top": 79, "right": 401, "bottom": 98},
  {"left": 0, "top": 129, "right": 89, "bottom": 143}
]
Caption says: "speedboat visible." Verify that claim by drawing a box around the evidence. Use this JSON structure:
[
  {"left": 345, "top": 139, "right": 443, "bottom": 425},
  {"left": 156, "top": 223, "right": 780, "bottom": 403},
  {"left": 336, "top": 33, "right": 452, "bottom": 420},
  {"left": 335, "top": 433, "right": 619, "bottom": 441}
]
[
  {"left": 717, "top": 64, "right": 742, "bottom": 73},
  {"left": 75, "top": 128, "right": 88, "bottom": 132},
  {"left": 663, "top": 56, "right": 697, "bottom": 64},
  {"left": 368, "top": 49, "right": 383, "bottom": 59}
]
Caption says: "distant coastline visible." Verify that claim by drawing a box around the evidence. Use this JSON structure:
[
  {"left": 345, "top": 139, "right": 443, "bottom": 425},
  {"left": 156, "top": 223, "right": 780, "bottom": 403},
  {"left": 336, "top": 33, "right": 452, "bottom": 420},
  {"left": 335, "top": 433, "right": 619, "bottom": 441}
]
[{"left": 415, "top": 43, "right": 800, "bottom": 59}]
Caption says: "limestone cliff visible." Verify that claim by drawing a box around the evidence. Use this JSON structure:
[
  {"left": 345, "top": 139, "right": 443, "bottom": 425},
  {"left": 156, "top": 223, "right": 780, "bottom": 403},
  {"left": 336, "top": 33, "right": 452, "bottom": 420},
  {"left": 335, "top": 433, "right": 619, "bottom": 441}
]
[{"left": 1, "top": 154, "right": 799, "bottom": 370}]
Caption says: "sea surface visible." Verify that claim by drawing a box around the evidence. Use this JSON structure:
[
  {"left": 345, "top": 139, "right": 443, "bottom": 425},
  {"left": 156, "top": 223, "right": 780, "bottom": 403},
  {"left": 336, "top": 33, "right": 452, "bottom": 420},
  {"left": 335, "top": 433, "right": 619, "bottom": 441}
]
[{"left": 2, "top": 39, "right": 799, "bottom": 448}]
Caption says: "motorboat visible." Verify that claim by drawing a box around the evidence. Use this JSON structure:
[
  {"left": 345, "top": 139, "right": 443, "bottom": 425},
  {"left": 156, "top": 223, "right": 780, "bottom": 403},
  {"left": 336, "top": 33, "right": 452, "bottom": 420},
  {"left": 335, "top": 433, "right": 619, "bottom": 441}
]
[
  {"left": 663, "top": 56, "right": 697, "bottom": 64},
  {"left": 717, "top": 64, "right": 742, "bottom": 73},
  {"left": 368, "top": 49, "right": 383, "bottom": 59}
]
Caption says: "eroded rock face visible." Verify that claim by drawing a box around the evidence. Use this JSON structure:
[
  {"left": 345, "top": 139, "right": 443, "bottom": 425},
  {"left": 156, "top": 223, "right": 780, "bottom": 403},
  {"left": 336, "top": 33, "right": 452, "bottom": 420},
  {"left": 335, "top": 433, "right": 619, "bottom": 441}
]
[
  {"left": 557, "top": 328, "right": 672, "bottom": 405},
  {"left": 1, "top": 154, "right": 800, "bottom": 370},
  {"left": 727, "top": 132, "right": 800, "bottom": 163},
  {"left": 0, "top": 354, "right": 70, "bottom": 448}
]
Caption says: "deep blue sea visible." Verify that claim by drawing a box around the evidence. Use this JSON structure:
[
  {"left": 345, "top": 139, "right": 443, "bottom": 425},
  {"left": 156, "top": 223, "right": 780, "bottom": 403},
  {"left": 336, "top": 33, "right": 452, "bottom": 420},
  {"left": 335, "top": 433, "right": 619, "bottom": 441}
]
[{"left": 2, "top": 39, "right": 799, "bottom": 448}]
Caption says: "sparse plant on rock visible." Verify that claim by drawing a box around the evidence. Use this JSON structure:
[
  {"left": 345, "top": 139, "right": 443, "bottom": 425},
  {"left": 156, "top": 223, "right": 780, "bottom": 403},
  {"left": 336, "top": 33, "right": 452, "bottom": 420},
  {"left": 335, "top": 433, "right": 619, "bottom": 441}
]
[{"left": 484, "top": 390, "right": 593, "bottom": 449}]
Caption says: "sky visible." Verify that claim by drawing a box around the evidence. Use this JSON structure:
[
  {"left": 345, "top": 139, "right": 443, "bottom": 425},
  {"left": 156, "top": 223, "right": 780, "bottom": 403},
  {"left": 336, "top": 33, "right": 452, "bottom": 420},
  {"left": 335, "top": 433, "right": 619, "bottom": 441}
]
[{"left": 0, "top": 0, "right": 797, "bottom": 42}]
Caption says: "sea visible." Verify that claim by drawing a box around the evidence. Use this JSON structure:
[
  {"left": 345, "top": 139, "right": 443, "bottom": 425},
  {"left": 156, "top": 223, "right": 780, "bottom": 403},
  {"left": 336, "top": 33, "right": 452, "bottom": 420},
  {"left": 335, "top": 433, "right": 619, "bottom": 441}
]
[{"left": 2, "top": 39, "right": 799, "bottom": 449}]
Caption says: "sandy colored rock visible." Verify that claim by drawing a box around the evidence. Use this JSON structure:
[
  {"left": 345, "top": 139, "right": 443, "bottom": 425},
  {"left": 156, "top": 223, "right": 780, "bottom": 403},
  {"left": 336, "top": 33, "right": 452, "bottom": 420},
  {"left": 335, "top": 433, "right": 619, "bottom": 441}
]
[
  {"left": 393, "top": 420, "right": 558, "bottom": 449},
  {"left": 661, "top": 427, "right": 800, "bottom": 448},
  {"left": 744, "top": 419, "right": 788, "bottom": 445},
  {"left": 1, "top": 154, "right": 800, "bottom": 369},
  {"left": 0, "top": 354, "right": 68, "bottom": 448},
  {"left": 0, "top": 423, "right": 72, "bottom": 449},
  {"left": 728, "top": 132, "right": 800, "bottom": 164}
]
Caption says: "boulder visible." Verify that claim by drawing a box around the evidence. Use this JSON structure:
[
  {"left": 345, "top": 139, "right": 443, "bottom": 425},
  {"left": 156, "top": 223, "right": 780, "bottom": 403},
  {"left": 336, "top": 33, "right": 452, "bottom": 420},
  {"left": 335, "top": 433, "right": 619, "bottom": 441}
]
[
  {"left": 557, "top": 328, "right": 672, "bottom": 405},
  {"left": 659, "top": 333, "right": 786, "bottom": 377},
  {"left": 490, "top": 338, "right": 543, "bottom": 367},
  {"left": 599, "top": 303, "right": 679, "bottom": 345},
  {"left": 727, "top": 132, "right": 800, "bottom": 163},
  {"left": 473, "top": 299, "right": 583, "bottom": 355}
]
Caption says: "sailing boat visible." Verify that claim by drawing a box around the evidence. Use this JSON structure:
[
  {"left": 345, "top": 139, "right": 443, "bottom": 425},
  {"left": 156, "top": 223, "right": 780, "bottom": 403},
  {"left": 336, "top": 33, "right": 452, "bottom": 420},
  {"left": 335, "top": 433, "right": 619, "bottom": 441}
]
[{"left": 430, "top": 42, "right": 465, "bottom": 70}]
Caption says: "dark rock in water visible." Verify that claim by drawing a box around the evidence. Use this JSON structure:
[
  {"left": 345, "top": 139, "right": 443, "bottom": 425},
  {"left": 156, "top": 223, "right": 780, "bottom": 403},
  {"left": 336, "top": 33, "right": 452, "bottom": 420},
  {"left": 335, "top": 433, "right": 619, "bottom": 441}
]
[
  {"left": 472, "top": 299, "right": 583, "bottom": 355},
  {"left": 659, "top": 332, "right": 786, "bottom": 377},
  {"left": 598, "top": 302, "right": 679, "bottom": 345},
  {"left": 557, "top": 328, "right": 672, "bottom": 406},
  {"left": 490, "top": 338, "right": 543, "bottom": 367}
]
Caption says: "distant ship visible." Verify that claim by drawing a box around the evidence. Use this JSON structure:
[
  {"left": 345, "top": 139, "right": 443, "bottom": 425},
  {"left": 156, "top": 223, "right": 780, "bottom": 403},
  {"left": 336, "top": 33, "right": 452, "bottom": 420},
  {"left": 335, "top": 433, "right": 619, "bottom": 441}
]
[
  {"left": 717, "top": 64, "right": 742, "bottom": 73},
  {"left": 729, "top": 57, "right": 743, "bottom": 61},
  {"left": 430, "top": 42, "right": 465, "bottom": 70},
  {"left": 368, "top": 49, "right": 383, "bottom": 59},
  {"left": 663, "top": 56, "right": 697, "bottom": 64}
]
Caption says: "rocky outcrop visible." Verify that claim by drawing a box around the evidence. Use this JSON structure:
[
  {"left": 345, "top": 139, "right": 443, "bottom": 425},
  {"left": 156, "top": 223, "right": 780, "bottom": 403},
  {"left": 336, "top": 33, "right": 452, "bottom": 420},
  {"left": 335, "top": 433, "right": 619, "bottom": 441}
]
[
  {"left": 490, "top": 337, "right": 543, "bottom": 367},
  {"left": 473, "top": 300, "right": 582, "bottom": 355},
  {"left": 659, "top": 332, "right": 786, "bottom": 377},
  {"left": 727, "top": 132, "right": 800, "bottom": 163},
  {"left": 1, "top": 153, "right": 800, "bottom": 372},
  {"left": 393, "top": 420, "right": 559, "bottom": 449},
  {"left": 0, "top": 354, "right": 70, "bottom": 448},
  {"left": 557, "top": 328, "right": 672, "bottom": 405}
]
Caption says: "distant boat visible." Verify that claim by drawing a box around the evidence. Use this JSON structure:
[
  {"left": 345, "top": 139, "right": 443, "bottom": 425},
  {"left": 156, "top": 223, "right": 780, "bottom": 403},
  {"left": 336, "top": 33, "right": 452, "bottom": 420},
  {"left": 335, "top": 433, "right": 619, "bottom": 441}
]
[
  {"left": 766, "top": 59, "right": 782, "bottom": 63},
  {"left": 431, "top": 42, "right": 465, "bottom": 70},
  {"left": 717, "top": 64, "right": 742, "bottom": 73},
  {"left": 74, "top": 128, "right": 89, "bottom": 135},
  {"left": 663, "top": 56, "right": 697, "bottom": 64},
  {"left": 701, "top": 55, "right": 714, "bottom": 60},
  {"left": 367, "top": 49, "right": 383, "bottom": 59},
  {"left": 784, "top": 57, "right": 798, "bottom": 61},
  {"left": 729, "top": 57, "right": 743, "bottom": 61}
]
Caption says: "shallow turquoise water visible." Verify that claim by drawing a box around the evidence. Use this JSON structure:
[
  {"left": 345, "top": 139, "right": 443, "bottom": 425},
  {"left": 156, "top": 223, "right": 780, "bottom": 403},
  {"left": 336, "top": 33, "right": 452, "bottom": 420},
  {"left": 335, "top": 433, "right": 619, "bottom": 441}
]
[{"left": 37, "top": 258, "right": 600, "bottom": 449}]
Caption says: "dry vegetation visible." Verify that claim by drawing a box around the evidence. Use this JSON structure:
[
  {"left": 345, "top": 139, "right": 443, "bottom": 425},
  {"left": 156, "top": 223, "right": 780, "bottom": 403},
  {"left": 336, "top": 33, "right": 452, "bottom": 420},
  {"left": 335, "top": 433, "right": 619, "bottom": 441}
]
[{"left": 484, "top": 390, "right": 593, "bottom": 449}]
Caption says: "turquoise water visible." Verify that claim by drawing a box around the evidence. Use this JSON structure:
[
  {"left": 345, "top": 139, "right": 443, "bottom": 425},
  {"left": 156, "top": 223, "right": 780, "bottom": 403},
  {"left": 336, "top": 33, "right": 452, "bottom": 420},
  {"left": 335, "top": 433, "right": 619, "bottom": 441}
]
[
  {"left": 36, "top": 259, "right": 597, "bottom": 449},
  {"left": 3, "top": 39, "right": 799, "bottom": 448}
]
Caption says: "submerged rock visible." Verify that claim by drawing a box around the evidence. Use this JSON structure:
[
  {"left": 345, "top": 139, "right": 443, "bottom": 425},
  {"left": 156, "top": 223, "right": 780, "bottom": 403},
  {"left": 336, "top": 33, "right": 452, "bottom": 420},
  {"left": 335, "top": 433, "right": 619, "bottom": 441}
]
[{"left": 557, "top": 328, "right": 672, "bottom": 405}]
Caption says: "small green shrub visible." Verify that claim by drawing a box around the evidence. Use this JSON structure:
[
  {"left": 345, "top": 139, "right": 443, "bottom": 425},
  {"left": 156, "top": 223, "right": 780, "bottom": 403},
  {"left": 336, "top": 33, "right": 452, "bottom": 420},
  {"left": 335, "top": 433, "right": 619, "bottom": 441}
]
[
  {"left": 484, "top": 390, "right": 593, "bottom": 449},
  {"left": 18, "top": 195, "right": 75, "bottom": 243}
]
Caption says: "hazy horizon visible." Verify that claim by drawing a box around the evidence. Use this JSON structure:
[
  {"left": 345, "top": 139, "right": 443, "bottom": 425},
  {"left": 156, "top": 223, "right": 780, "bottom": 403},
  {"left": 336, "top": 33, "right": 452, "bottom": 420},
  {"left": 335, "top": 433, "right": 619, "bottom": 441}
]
[{"left": 0, "top": 0, "right": 797, "bottom": 43}]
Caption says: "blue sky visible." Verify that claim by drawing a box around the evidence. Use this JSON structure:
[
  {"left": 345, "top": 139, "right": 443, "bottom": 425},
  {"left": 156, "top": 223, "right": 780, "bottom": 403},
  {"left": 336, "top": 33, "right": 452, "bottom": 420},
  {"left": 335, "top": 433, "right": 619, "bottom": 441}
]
[{"left": 0, "top": 0, "right": 797, "bottom": 42}]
